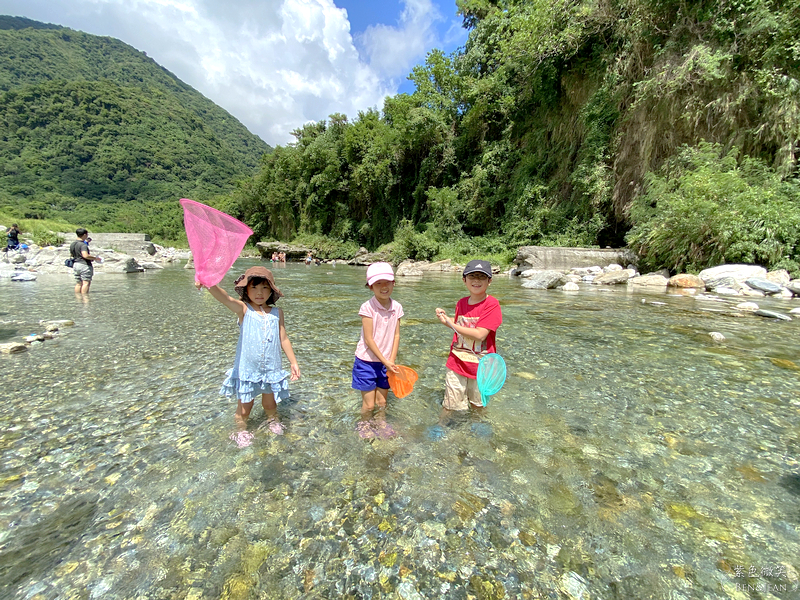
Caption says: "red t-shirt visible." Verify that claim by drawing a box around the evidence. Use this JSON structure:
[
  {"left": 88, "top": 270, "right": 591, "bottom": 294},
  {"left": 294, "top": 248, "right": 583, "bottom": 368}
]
[{"left": 445, "top": 295, "right": 502, "bottom": 378}]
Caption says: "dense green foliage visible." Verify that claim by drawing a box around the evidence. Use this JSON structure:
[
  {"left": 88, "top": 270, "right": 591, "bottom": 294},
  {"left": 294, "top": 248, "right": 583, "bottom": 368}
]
[
  {"left": 627, "top": 142, "right": 800, "bottom": 274},
  {"left": 234, "top": 0, "right": 799, "bottom": 270},
  {"left": 0, "top": 20, "right": 269, "bottom": 242}
]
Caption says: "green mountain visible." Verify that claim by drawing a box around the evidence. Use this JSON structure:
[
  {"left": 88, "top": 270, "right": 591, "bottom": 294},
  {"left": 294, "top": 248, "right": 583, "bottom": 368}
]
[{"left": 0, "top": 16, "right": 270, "bottom": 241}]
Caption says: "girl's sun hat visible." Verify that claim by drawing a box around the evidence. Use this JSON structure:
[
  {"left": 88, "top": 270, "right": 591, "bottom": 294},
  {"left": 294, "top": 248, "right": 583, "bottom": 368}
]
[
  {"left": 234, "top": 266, "right": 283, "bottom": 300},
  {"left": 366, "top": 262, "right": 395, "bottom": 286}
]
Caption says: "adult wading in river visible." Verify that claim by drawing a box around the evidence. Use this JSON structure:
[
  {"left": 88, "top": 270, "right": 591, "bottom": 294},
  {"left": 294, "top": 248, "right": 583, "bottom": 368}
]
[{"left": 71, "top": 228, "right": 101, "bottom": 294}]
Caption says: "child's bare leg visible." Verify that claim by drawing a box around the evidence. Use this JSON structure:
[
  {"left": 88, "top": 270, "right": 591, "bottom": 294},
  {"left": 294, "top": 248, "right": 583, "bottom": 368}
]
[
  {"left": 372, "top": 388, "right": 389, "bottom": 422},
  {"left": 438, "top": 407, "right": 453, "bottom": 427},
  {"left": 260, "top": 393, "right": 284, "bottom": 434},
  {"left": 235, "top": 400, "right": 254, "bottom": 430},
  {"left": 372, "top": 388, "right": 396, "bottom": 438},
  {"left": 360, "top": 389, "right": 377, "bottom": 422},
  {"left": 261, "top": 393, "right": 278, "bottom": 420}
]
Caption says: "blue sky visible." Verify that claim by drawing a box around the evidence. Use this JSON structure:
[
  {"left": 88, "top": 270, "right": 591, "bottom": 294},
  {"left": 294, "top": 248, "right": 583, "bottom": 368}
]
[{"left": 0, "top": 0, "right": 468, "bottom": 145}]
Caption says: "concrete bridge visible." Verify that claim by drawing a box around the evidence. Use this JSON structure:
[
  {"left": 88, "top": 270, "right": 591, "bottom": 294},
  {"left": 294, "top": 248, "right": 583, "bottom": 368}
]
[
  {"left": 514, "top": 246, "right": 637, "bottom": 270},
  {"left": 62, "top": 233, "right": 155, "bottom": 255}
]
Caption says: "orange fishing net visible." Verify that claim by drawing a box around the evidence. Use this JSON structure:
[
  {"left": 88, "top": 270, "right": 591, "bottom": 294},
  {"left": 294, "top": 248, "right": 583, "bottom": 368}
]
[{"left": 388, "top": 365, "right": 418, "bottom": 398}]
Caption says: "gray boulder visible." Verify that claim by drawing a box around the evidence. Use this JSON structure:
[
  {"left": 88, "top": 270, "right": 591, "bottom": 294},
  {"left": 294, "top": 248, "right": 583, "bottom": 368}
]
[
  {"left": 785, "top": 280, "right": 800, "bottom": 296},
  {"left": 521, "top": 270, "right": 566, "bottom": 289},
  {"left": 592, "top": 269, "right": 635, "bottom": 285},
  {"left": 704, "top": 276, "right": 739, "bottom": 291},
  {"left": 628, "top": 274, "right": 668, "bottom": 287},
  {"left": 396, "top": 260, "right": 425, "bottom": 276},
  {"left": 11, "top": 271, "right": 37, "bottom": 281},
  {"left": 754, "top": 309, "right": 792, "bottom": 321},
  {"left": 98, "top": 255, "right": 144, "bottom": 273},
  {"left": 744, "top": 278, "right": 783, "bottom": 295},
  {"left": 765, "top": 269, "right": 791, "bottom": 285}
]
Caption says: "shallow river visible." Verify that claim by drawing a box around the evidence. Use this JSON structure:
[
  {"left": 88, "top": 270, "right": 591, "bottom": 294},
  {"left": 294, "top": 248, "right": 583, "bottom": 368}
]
[{"left": 1, "top": 261, "right": 799, "bottom": 599}]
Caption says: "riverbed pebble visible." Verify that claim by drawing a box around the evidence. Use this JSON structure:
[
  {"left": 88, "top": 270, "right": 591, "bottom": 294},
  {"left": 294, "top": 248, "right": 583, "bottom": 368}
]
[{"left": 735, "top": 302, "right": 759, "bottom": 311}]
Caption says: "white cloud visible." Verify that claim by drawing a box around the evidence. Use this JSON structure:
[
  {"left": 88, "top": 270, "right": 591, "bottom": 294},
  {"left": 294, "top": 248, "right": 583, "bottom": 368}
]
[
  {"left": 359, "top": 0, "right": 443, "bottom": 80},
  {"left": 1, "top": 0, "right": 456, "bottom": 145}
]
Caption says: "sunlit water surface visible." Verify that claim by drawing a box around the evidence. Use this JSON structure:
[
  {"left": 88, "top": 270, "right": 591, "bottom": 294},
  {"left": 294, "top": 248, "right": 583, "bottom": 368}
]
[{"left": 1, "top": 261, "right": 799, "bottom": 599}]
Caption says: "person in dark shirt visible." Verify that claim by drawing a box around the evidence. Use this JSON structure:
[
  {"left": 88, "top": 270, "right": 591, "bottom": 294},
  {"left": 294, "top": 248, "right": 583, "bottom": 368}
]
[
  {"left": 5, "top": 224, "right": 20, "bottom": 251},
  {"left": 70, "top": 228, "right": 101, "bottom": 294}
]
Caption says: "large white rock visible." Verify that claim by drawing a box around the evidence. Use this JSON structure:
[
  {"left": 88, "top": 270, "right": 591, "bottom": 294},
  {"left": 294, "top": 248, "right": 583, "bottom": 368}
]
[
  {"left": 628, "top": 274, "right": 668, "bottom": 287},
  {"left": 698, "top": 264, "right": 767, "bottom": 283}
]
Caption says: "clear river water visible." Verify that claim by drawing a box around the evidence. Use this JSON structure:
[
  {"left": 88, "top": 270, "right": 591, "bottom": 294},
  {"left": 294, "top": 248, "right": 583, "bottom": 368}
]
[{"left": 1, "top": 260, "right": 799, "bottom": 599}]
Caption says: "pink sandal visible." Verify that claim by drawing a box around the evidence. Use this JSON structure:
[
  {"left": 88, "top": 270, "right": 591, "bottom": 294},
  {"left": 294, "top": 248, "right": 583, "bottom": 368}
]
[
  {"left": 356, "top": 420, "right": 376, "bottom": 439},
  {"left": 229, "top": 430, "right": 254, "bottom": 448}
]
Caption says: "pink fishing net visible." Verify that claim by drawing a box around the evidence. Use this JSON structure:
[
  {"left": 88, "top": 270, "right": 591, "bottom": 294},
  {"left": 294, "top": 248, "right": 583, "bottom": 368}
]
[{"left": 180, "top": 198, "right": 253, "bottom": 287}]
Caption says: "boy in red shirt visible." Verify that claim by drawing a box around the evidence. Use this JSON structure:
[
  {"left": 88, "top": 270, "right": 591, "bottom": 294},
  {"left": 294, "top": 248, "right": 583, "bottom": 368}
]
[{"left": 435, "top": 260, "right": 503, "bottom": 424}]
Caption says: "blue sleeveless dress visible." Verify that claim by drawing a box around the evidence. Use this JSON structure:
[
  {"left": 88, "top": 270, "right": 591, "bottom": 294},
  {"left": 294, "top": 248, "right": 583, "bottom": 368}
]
[{"left": 220, "top": 304, "right": 290, "bottom": 402}]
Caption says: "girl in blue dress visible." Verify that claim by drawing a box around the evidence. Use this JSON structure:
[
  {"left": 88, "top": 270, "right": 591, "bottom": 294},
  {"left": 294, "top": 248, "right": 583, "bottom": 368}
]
[{"left": 198, "top": 266, "right": 300, "bottom": 446}]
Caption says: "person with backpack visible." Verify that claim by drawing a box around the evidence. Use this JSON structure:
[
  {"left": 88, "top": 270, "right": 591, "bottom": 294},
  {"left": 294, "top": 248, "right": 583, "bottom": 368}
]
[
  {"left": 5, "top": 224, "right": 20, "bottom": 251},
  {"left": 69, "top": 228, "right": 101, "bottom": 294}
]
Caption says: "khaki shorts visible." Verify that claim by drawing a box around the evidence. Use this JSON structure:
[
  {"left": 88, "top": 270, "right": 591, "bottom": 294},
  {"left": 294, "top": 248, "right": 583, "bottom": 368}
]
[
  {"left": 443, "top": 369, "right": 481, "bottom": 411},
  {"left": 73, "top": 262, "right": 93, "bottom": 282}
]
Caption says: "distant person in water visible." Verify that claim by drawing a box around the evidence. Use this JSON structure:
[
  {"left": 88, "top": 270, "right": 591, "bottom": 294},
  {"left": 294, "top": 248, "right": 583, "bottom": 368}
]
[
  {"left": 71, "top": 228, "right": 101, "bottom": 294},
  {"left": 5, "top": 223, "right": 20, "bottom": 251},
  {"left": 196, "top": 266, "right": 300, "bottom": 448}
]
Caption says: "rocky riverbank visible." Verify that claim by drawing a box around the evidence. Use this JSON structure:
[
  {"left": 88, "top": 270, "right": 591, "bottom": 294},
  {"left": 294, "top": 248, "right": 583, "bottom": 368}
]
[
  {"left": 0, "top": 239, "right": 191, "bottom": 281},
  {"left": 392, "top": 254, "right": 800, "bottom": 323}
]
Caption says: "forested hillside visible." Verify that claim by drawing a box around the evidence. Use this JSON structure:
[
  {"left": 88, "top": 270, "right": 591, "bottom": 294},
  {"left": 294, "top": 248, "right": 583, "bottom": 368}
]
[
  {"left": 234, "top": 0, "right": 800, "bottom": 273},
  {"left": 0, "top": 16, "right": 269, "bottom": 241}
]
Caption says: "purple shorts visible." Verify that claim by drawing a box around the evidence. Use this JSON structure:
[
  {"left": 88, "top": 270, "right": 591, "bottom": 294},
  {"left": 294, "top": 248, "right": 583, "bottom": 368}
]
[{"left": 352, "top": 357, "right": 389, "bottom": 391}]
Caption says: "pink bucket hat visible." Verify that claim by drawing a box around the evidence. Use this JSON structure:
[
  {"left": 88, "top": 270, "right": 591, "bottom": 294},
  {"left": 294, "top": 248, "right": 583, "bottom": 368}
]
[{"left": 366, "top": 262, "right": 395, "bottom": 287}]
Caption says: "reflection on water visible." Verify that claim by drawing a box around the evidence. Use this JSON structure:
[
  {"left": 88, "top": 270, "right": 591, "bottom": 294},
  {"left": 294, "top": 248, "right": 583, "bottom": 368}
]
[{"left": 1, "top": 261, "right": 799, "bottom": 598}]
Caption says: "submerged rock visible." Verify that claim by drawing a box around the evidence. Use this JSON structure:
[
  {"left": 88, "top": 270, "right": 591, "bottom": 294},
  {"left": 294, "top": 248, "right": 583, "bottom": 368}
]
[
  {"left": 735, "top": 302, "right": 759, "bottom": 312},
  {"left": 11, "top": 272, "right": 37, "bottom": 281},
  {"left": 0, "top": 342, "right": 27, "bottom": 354},
  {"left": 754, "top": 309, "right": 792, "bottom": 321}
]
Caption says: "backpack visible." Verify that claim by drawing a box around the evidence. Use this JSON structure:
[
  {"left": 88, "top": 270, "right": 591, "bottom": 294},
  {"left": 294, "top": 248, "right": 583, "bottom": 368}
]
[{"left": 65, "top": 240, "right": 82, "bottom": 267}]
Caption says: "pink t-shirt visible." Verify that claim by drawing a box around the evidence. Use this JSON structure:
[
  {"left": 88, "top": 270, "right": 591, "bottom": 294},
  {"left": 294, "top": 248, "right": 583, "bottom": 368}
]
[
  {"left": 355, "top": 296, "right": 404, "bottom": 362},
  {"left": 445, "top": 295, "right": 502, "bottom": 378}
]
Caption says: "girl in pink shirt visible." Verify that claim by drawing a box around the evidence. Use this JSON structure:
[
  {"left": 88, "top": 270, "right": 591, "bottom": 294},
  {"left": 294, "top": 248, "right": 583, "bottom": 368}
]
[{"left": 352, "top": 262, "right": 403, "bottom": 439}]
